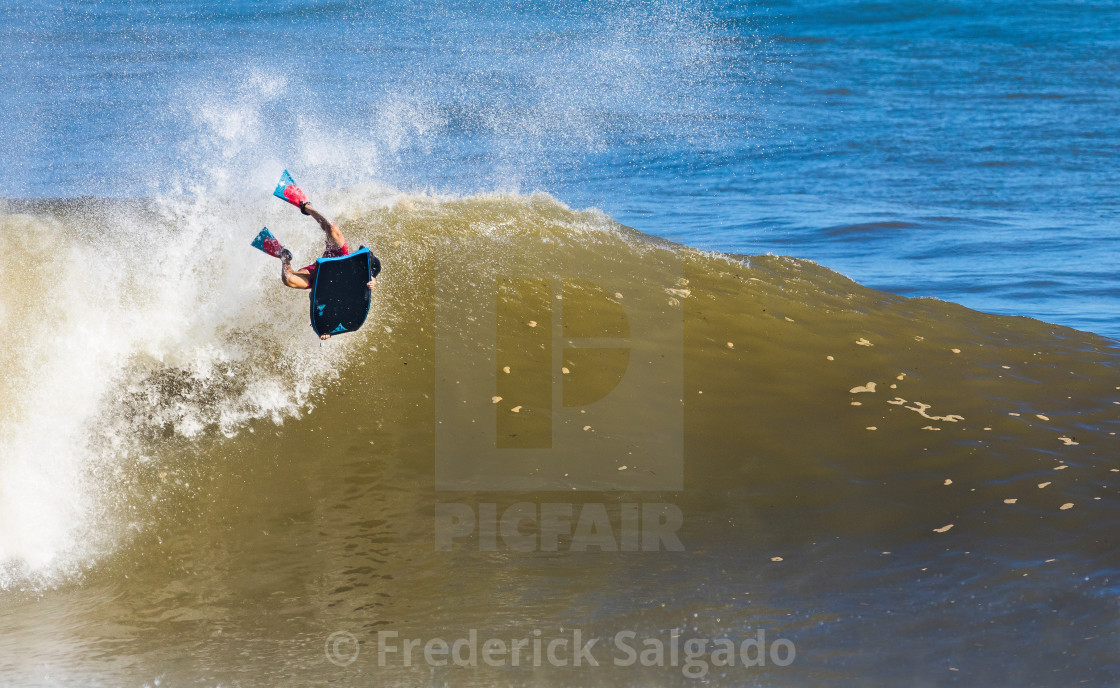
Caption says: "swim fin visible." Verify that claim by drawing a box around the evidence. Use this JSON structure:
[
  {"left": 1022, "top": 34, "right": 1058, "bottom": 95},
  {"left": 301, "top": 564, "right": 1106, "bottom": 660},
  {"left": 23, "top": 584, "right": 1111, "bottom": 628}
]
[
  {"left": 251, "top": 227, "right": 285, "bottom": 258},
  {"left": 273, "top": 169, "right": 309, "bottom": 209}
]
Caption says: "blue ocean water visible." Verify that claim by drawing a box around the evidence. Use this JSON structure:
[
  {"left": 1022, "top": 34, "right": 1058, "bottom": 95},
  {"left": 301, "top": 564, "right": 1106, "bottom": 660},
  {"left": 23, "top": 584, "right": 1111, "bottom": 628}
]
[{"left": 2, "top": 0, "right": 1117, "bottom": 337}]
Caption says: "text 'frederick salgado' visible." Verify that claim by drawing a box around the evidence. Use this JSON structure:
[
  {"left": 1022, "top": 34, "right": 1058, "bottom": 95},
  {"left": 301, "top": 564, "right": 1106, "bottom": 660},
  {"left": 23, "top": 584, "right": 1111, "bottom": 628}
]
[{"left": 373, "top": 629, "right": 795, "bottom": 679}]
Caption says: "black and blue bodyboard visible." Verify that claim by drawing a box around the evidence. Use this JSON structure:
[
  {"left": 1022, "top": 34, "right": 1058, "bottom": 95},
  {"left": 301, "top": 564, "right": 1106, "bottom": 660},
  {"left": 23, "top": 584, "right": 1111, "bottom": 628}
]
[{"left": 309, "top": 246, "right": 381, "bottom": 337}]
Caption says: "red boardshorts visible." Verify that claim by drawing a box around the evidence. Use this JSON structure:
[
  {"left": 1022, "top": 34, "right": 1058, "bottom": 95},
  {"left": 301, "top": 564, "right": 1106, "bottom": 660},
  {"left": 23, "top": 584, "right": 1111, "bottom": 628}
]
[{"left": 300, "top": 243, "right": 350, "bottom": 289}]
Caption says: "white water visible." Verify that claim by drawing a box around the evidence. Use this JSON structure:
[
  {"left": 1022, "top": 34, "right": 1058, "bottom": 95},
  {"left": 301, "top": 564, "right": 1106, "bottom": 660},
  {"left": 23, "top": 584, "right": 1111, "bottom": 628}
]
[{"left": 0, "top": 192, "right": 371, "bottom": 588}]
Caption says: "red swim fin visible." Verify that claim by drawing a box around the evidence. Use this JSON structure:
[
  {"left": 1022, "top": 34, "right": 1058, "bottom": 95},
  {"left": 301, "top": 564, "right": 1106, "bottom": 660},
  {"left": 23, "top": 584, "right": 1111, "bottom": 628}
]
[
  {"left": 251, "top": 227, "right": 285, "bottom": 258},
  {"left": 273, "top": 169, "right": 308, "bottom": 208}
]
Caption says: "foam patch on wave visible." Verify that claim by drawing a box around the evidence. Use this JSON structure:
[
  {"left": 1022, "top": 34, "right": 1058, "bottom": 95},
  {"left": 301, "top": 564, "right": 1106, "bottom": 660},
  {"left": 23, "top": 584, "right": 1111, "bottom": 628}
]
[{"left": 0, "top": 197, "right": 360, "bottom": 589}]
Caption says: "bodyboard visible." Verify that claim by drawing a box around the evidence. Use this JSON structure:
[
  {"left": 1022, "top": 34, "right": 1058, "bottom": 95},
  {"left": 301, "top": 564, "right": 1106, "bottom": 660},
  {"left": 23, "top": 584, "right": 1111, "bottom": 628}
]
[{"left": 309, "top": 247, "right": 382, "bottom": 337}]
